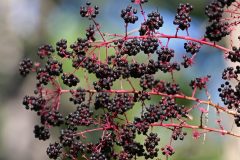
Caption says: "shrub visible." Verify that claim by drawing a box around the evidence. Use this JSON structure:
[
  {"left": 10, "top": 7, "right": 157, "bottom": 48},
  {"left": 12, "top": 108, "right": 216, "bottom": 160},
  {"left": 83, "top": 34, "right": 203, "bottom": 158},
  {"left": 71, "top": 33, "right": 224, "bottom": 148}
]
[{"left": 19, "top": 0, "right": 240, "bottom": 159}]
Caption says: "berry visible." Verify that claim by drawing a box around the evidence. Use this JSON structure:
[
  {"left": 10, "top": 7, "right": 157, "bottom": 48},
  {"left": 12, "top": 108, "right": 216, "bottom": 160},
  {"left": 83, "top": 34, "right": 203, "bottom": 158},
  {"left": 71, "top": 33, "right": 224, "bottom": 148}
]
[
  {"left": 107, "top": 93, "right": 134, "bottom": 114},
  {"left": 120, "top": 38, "right": 141, "bottom": 56},
  {"left": 56, "top": 39, "right": 72, "bottom": 58},
  {"left": 86, "top": 24, "right": 96, "bottom": 41},
  {"left": 33, "top": 125, "right": 50, "bottom": 140},
  {"left": 222, "top": 67, "right": 238, "bottom": 80},
  {"left": 164, "top": 82, "right": 181, "bottom": 95},
  {"left": 67, "top": 141, "right": 85, "bottom": 158},
  {"left": 146, "top": 59, "right": 159, "bottom": 74},
  {"left": 121, "top": 6, "right": 138, "bottom": 24},
  {"left": 227, "top": 47, "right": 240, "bottom": 63},
  {"left": 218, "top": 81, "right": 239, "bottom": 109},
  {"left": 129, "top": 62, "right": 146, "bottom": 78},
  {"left": 235, "top": 114, "right": 240, "bottom": 127},
  {"left": 205, "top": 21, "right": 230, "bottom": 42},
  {"left": 41, "top": 111, "right": 64, "bottom": 126},
  {"left": 134, "top": 117, "right": 150, "bottom": 134},
  {"left": 184, "top": 41, "right": 201, "bottom": 55},
  {"left": 218, "top": 0, "right": 235, "bottom": 6},
  {"left": 190, "top": 75, "right": 211, "bottom": 90},
  {"left": 90, "top": 152, "right": 107, "bottom": 160},
  {"left": 173, "top": 3, "right": 193, "bottom": 30},
  {"left": 61, "top": 73, "right": 80, "bottom": 87},
  {"left": 154, "top": 81, "right": 180, "bottom": 95},
  {"left": 22, "top": 95, "right": 45, "bottom": 111},
  {"left": 70, "top": 38, "right": 91, "bottom": 55},
  {"left": 172, "top": 127, "right": 187, "bottom": 140},
  {"left": 156, "top": 47, "right": 175, "bottom": 63},
  {"left": 65, "top": 103, "right": 93, "bottom": 126},
  {"left": 119, "top": 124, "right": 136, "bottom": 144},
  {"left": 19, "top": 58, "right": 33, "bottom": 77},
  {"left": 118, "top": 151, "right": 133, "bottom": 160},
  {"left": 139, "top": 11, "right": 164, "bottom": 35},
  {"left": 80, "top": 2, "right": 99, "bottom": 19},
  {"left": 123, "top": 141, "right": 145, "bottom": 157},
  {"left": 140, "top": 74, "right": 158, "bottom": 90},
  {"left": 46, "top": 142, "right": 62, "bottom": 159},
  {"left": 37, "top": 44, "right": 55, "bottom": 59},
  {"left": 69, "top": 88, "right": 86, "bottom": 104},
  {"left": 18, "top": 1, "right": 240, "bottom": 159},
  {"left": 158, "top": 62, "right": 181, "bottom": 73},
  {"left": 205, "top": 1, "right": 224, "bottom": 22},
  {"left": 140, "top": 37, "right": 159, "bottom": 54},
  {"left": 181, "top": 55, "right": 194, "bottom": 68},
  {"left": 146, "top": 11, "right": 164, "bottom": 30},
  {"left": 59, "top": 128, "right": 78, "bottom": 147},
  {"left": 144, "top": 133, "right": 160, "bottom": 159},
  {"left": 45, "top": 59, "right": 63, "bottom": 76},
  {"left": 161, "top": 145, "right": 175, "bottom": 156},
  {"left": 142, "top": 104, "right": 162, "bottom": 123},
  {"left": 36, "top": 68, "right": 51, "bottom": 86},
  {"left": 94, "top": 92, "right": 111, "bottom": 110}
]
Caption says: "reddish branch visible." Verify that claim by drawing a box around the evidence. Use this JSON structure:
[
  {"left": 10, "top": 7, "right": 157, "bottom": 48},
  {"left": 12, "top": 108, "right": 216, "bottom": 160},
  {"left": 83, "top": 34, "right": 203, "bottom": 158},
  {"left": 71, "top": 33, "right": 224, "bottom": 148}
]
[{"left": 60, "top": 88, "right": 238, "bottom": 116}]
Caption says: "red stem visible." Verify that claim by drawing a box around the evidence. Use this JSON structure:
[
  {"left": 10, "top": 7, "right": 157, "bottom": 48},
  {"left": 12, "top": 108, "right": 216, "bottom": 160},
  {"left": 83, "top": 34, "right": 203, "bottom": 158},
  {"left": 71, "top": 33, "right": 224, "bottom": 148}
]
[
  {"left": 60, "top": 88, "right": 237, "bottom": 116},
  {"left": 151, "top": 122, "right": 240, "bottom": 138}
]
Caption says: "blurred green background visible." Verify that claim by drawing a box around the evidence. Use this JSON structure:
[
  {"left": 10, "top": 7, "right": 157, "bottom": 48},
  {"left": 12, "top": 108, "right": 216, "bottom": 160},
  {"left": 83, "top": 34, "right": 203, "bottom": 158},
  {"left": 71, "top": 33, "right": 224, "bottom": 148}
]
[{"left": 0, "top": 0, "right": 238, "bottom": 160}]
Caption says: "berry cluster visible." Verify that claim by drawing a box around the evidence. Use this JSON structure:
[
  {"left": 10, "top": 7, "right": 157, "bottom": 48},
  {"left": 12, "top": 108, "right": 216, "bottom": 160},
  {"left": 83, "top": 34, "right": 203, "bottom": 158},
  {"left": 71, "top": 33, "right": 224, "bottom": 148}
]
[
  {"left": 121, "top": 6, "right": 138, "bottom": 24},
  {"left": 189, "top": 75, "right": 211, "bottom": 90},
  {"left": 173, "top": 3, "right": 193, "bottom": 30},
  {"left": 86, "top": 24, "right": 96, "bottom": 41},
  {"left": 80, "top": 2, "right": 99, "bottom": 19},
  {"left": 65, "top": 103, "right": 93, "bottom": 126},
  {"left": 140, "top": 74, "right": 157, "bottom": 90},
  {"left": 181, "top": 55, "right": 193, "bottom": 68},
  {"left": 56, "top": 39, "right": 71, "bottom": 58},
  {"left": 61, "top": 73, "right": 79, "bottom": 87},
  {"left": 140, "top": 37, "right": 159, "bottom": 54},
  {"left": 41, "top": 111, "right": 64, "bottom": 126},
  {"left": 22, "top": 95, "right": 45, "bottom": 112},
  {"left": 139, "top": 11, "right": 164, "bottom": 35},
  {"left": 69, "top": 88, "right": 86, "bottom": 104},
  {"left": 33, "top": 125, "right": 50, "bottom": 141},
  {"left": 222, "top": 67, "right": 238, "bottom": 80},
  {"left": 19, "top": 58, "right": 33, "bottom": 76},
  {"left": 218, "top": 81, "right": 239, "bottom": 109},
  {"left": 108, "top": 93, "right": 134, "bottom": 114},
  {"left": 90, "top": 152, "right": 107, "bottom": 160},
  {"left": 218, "top": 0, "right": 235, "bottom": 6},
  {"left": 18, "top": 1, "right": 240, "bottom": 160},
  {"left": 70, "top": 38, "right": 91, "bottom": 54},
  {"left": 235, "top": 111, "right": 240, "bottom": 127},
  {"left": 154, "top": 81, "right": 181, "bottom": 95},
  {"left": 205, "top": 21, "right": 230, "bottom": 42},
  {"left": 45, "top": 59, "right": 63, "bottom": 76},
  {"left": 144, "top": 133, "right": 160, "bottom": 159},
  {"left": 228, "top": 47, "right": 240, "bottom": 63},
  {"left": 38, "top": 44, "right": 55, "bottom": 59},
  {"left": 204, "top": 0, "right": 233, "bottom": 41},
  {"left": 157, "top": 47, "right": 175, "bottom": 63},
  {"left": 184, "top": 41, "right": 201, "bottom": 55},
  {"left": 172, "top": 127, "right": 187, "bottom": 141},
  {"left": 161, "top": 145, "right": 175, "bottom": 156},
  {"left": 46, "top": 143, "right": 62, "bottom": 159},
  {"left": 205, "top": 1, "right": 224, "bottom": 22},
  {"left": 119, "top": 38, "right": 141, "bottom": 56},
  {"left": 36, "top": 68, "right": 52, "bottom": 86}
]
